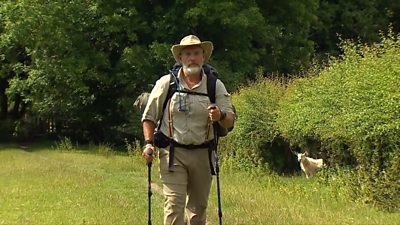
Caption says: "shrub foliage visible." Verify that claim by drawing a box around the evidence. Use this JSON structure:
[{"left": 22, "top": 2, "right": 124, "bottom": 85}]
[
  {"left": 219, "top": 77, "right": 286, "bottom": 172},
  {"left": 276, "top": 33, "right": 400, "bottom": 211},
  {"left": 224, "top": 32, "right": 399, "bottom": 211}
]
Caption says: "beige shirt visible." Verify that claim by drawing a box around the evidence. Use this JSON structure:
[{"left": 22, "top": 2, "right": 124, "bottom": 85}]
[{"left": 142, "top": 69, "right": 234, "bottom": 145}]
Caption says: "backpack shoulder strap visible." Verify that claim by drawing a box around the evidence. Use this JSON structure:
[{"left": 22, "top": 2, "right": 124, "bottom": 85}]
[
  {"left": 162, "top": 69, "right": 179, "bottom": 113},
  {"left": 204, "top": 65, "right": 218, "bottom": 103},
  {"left": 157, "top": 70, "right": 178, "bottom": 131}
]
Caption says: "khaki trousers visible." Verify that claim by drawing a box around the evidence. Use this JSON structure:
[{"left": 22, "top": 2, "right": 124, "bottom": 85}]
[{"left": 159, "top": 146, "right": 212, "bottom": 225}]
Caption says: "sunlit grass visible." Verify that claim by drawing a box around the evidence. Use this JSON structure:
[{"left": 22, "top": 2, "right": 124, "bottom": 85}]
[
  {"left": 0, "top": 144, "right": 399, "bottom": 225},
  {"left": 0, "top": 144, "right": 164, "bottom": 225},
  {"left": 206, "top": 169, "right": 400, "bottom": 225}
]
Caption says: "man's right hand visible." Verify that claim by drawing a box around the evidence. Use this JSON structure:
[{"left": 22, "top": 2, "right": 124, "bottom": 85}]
[{"left": 143, "top": 144, "right": 155, "bottom": 164}]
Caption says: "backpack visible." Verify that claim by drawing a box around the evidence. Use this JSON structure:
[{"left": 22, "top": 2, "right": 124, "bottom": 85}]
[{"left": 160, "top": 63, "right": 234, "bottom": 137}]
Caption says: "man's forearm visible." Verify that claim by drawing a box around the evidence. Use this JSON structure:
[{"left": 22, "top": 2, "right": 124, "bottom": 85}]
[{"left": 143, "top": 120, "right": 156, "bottom": 141}]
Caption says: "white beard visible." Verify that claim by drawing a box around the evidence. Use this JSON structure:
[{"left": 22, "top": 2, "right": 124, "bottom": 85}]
[{"left": 184, "top": 64, "right": 202, "bottom": 75}]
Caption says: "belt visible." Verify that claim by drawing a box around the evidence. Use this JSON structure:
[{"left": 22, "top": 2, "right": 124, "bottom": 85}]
[{"left": 171, "top": 140, "right": 212, "bottom": 149}]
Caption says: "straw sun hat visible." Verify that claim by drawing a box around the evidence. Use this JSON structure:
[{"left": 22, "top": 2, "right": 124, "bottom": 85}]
[{"left": 171, "top": 35, "right": 214, "bottom": 63}]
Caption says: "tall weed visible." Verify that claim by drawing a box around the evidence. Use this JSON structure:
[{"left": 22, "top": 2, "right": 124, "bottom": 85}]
[{"left": 53, "top": 137, "right": 76, "bottom": 152}]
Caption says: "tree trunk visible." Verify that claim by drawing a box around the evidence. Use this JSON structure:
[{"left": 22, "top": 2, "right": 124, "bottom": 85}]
[{"left": 0, "top": 80, "right": 8, "bottom": 119}]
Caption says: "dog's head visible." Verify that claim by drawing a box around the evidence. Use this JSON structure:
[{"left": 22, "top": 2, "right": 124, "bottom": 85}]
[
  {"left": 297, "top": 152, "right": 307, "bottom": 162},
  {"left": 291, "top": 148, "right": 308, "bottom": 162}
]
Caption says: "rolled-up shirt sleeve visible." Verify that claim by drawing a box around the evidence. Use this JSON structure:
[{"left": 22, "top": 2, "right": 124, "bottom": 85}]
[
  {"left": 141, "top": 75, "right": 170, "bottom": 124},
  {"left": 215, "top": 79, "right": 234, "bottom": 114}
]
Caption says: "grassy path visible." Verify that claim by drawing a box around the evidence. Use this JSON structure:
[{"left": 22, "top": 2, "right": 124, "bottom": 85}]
[{"left": 0, "top": 144, "right": 399, "bottom": 225}]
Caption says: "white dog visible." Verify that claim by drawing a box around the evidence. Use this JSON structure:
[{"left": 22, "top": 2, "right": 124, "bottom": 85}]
[{"left": 292, "top": 150, "right": 324, "bottom": 178}]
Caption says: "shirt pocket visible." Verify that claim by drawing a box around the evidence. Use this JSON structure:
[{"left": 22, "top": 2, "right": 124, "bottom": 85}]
[{"left": 189, "top": 95, "right": 210, "bottom": 119}]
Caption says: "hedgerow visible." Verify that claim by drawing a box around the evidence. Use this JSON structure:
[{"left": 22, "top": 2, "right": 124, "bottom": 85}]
[
  {"left": 219, "top": 76, "right": 285, "bottom": 173},
  {"left": 276, "top": 32, "right": 400, "bottom": 211}
]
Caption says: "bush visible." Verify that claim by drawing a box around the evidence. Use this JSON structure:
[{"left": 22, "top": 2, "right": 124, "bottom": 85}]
[
  {"left": 219, "top": 76, "right": 286, "bottom": 173},
  {"left": 276, "top": 31, "right": 400, "bottom": 211}
]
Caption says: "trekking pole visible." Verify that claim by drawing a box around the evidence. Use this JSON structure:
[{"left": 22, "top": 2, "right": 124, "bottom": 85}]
[
  {"left": 146, "top": 149, "right": 153, "bottom": 225},
  {"left": 214, "top": 147, "right": 223, "bottom": 225},
  {"left": 213, "top": 124, "right": 223, "bottom": 225}
]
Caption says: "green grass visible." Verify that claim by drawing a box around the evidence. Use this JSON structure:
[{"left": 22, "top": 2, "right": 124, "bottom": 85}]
[
  {"left": 1, "top": 143, "right": 399, "bottom": 225},
  {"left": 0, "top": 143, "right": 164, "bottom": 225},
  {"left": 207, "top": 171, "right": 400, "bottom": 225}
]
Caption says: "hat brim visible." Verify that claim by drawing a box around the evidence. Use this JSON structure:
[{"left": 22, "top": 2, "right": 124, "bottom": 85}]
[{"left": 171, "top": 41, "right": 213, "bottom": 63}]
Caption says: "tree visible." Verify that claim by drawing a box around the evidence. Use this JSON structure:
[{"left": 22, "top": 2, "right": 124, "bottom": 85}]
[
  {"left": 256, "top": 0, "right": 319, "bottom": 74},
  {"left": 1, "top": 0, "right": 398, "bottom": 144},
  {"left": 1, "top": 0, "right": 155, "bottom": 142},
  {"left": 311, "top": 0, "right": 395, "bottom": 55}
]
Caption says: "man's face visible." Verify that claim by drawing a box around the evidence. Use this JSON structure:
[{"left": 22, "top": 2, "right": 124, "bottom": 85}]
[{"left": 179, "top": 45, "right": 205, "bottom": 75}]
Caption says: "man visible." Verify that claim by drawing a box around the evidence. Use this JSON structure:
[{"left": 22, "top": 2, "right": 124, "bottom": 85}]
[{"left": 142, "top": 35, "right": 235, "bottom": 225}]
